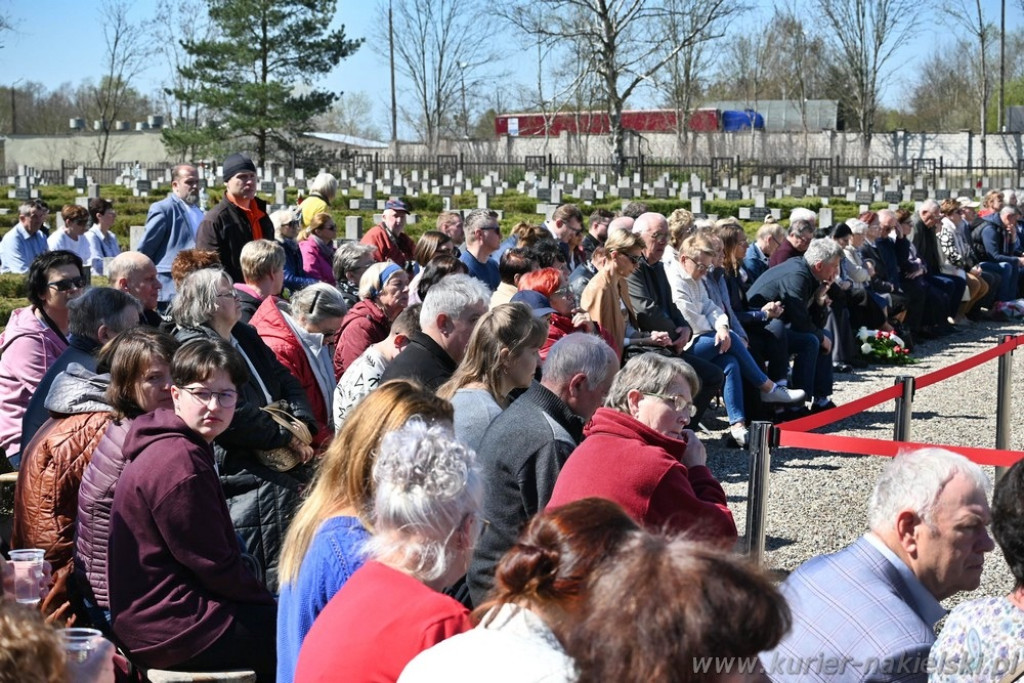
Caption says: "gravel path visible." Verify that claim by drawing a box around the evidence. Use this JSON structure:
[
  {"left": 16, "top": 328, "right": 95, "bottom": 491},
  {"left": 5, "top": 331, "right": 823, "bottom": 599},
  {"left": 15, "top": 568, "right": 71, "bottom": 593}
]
[{"left": 700, "top": 318, "right": 1024, "bottom": 610}]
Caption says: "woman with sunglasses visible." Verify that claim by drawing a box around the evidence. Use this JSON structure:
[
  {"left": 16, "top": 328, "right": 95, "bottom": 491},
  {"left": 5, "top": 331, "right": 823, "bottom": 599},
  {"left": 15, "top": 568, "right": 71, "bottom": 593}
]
[
  {"left": 108, "top": 338, "right": 277, "bottom": 681},
  {"left": 669, "top": 233, "right": 804, "bottom": 449},
  {"left": 298, "top": 212, "right": 337, "bottom": 284},
  {"left": 516, "top": 266, "right": 612, "bottom": 362},
  {"left": 579, "top": 231, "right": 673, "bottom": 362},
  {"left": 271, "top": 208, "right": 318, "bottom": 293},
  {"left": 0, "top": 250, "right": 85, "bottom": 465},
  {"left": 251, "top": 283, "right": 346, "bottom": 451},
  {"left": 171, "top": 267, "right": 316, "bottom": 593}
]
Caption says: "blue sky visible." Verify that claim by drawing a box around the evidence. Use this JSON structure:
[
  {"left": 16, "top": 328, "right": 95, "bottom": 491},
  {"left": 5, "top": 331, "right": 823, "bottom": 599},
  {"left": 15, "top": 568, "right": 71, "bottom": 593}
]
[{"left": 2, "top": 0, "right": 1020, "bottom": 137}]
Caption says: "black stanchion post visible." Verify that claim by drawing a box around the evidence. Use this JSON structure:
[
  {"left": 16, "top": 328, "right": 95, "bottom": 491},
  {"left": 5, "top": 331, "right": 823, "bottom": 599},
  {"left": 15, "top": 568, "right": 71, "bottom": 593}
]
[
  {"left": 893, "top": 376, "right": 915, "bottom": 442},
  {"left": 996, "top": 335, "right": 1014, "bottom": 481},
  {"left": 745, "top": 421, "right": 774, "bottom": 565}
]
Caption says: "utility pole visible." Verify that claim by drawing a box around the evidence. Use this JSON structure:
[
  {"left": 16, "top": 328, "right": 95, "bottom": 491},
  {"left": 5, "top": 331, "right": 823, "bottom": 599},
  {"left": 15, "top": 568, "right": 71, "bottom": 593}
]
[
  {"left": 389, "top": 0, "right": 398, "bottom": 147},
  {"left": 999, "top": 0, "right": 1006, "bottom": 131},
  {"left": 459, "top": 62, "right": 468, "bottom": 138}
]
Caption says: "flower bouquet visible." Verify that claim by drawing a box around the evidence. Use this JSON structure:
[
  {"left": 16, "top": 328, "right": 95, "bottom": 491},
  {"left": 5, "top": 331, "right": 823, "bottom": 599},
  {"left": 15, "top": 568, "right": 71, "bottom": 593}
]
[{"left": 857, "top": 327, "right": 917, "bottom": 365}]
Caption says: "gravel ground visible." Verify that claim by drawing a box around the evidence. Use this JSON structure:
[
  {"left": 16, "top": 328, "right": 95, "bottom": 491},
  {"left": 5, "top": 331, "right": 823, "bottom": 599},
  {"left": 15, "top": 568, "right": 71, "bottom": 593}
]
[{"left": 699, "top": 317, "right": 1024, "bottom": 612}]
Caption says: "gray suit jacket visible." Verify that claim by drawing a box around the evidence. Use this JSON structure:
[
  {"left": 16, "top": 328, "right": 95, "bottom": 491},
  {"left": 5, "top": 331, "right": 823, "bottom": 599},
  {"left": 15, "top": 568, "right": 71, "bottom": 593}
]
[{"left": 764, "top": 536, "right": 938, "bottom": 683}]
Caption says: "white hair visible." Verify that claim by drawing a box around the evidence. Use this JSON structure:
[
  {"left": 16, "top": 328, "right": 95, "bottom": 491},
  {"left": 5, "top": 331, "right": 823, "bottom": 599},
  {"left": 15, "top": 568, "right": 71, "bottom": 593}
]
[
  {"left": 364, "top": 418, "right": 482, "bottom": 582},
  {"left": 803, "top": 237, "right": 843, "bottom": 267},
  {"left": 420, "top": 274, "right": 490, "bottom": 330},
  {"left": 867, "top": 448, "right": 990, "bottom": 531},
  {"left": 542, "top": 332, "right": 618, "bottom": 391},
  {"left": 789, "top": 208, "right": 817, "bottom": 224},
  {"left": 290, "top": 282, "right": 347, "bottom": 326},
  {"left": 309, "top": 172, "right": 338, "bottom": 199}
]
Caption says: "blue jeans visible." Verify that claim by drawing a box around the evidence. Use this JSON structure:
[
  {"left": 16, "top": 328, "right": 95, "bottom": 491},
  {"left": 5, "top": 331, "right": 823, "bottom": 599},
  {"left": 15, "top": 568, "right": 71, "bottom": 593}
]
[
  {"left": 689, "top": 330, "right": 769, "bottom": 424},
  {"left": 777, "top": 325, "right": 833, "bottom": 400},
  {"left": 979, "top": 260, "right": 1019, "bottom": 301}
]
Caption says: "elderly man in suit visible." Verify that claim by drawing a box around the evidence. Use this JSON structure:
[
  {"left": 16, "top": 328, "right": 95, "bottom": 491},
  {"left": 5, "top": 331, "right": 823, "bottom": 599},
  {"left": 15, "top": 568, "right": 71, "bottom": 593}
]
[{"left": 763, "top": 448, "right": 994, "bottom": 683}]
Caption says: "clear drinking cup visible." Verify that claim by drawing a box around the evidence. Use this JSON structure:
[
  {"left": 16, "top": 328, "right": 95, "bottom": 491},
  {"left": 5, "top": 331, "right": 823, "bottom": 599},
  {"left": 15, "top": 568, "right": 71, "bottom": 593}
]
[
  {"left": 60, "top": 628, "right": 103, "bottom": 663},
  {"left": 8, "top": 548, "right": 44, "bottom": 605}
]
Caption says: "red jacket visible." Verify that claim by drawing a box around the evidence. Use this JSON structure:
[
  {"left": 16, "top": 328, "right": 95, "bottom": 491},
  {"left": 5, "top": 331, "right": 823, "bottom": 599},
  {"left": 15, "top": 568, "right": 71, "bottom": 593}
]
[
  {"left": 361, "top": 224, "right": 415, "bottom": 267},
  {"left": 541, "top": 313, "right": 616, "bottom": 363},
  {"left": 333, "top": 299, "right": 390, "bottom": 379},
  {"left": 250, "top": 297, "right": 331, "bottom": 449},
  {"left": 547, "top": 407, "right": 737, "bottom": 544}
]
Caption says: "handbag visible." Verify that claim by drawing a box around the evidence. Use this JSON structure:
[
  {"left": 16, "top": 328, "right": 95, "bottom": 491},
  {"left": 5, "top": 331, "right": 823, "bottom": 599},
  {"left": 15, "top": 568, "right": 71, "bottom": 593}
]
[{"left": 255, "top": 401, "right": 312, "bottom": 472}]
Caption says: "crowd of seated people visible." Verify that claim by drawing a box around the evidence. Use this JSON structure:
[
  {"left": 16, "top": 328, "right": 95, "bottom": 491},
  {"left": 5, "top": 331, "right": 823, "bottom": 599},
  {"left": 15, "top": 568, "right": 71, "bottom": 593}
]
[{"left": 3, "top": 168, "right": 1023, "bottom": 682}]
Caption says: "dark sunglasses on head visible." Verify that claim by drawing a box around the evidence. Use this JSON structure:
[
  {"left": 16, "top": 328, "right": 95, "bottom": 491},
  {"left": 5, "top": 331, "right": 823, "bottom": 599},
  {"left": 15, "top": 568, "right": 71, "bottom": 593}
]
[{"left": 48, "top": 276, "right": 87, "bottom": 292}]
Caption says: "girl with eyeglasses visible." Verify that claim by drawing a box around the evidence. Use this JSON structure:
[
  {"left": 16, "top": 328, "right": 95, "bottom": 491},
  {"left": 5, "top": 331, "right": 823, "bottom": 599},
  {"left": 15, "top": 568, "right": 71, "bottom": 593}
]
[
  {"left": 0, "top": 250, "right": 85, "bottom": 465},
  {"left": 107, "top": 337, "right": 277, "bottom": 681}
]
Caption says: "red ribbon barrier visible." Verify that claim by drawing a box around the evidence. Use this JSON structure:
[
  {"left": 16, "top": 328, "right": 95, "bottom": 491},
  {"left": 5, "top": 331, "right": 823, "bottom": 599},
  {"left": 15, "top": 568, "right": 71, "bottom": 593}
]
[
  {"left": 776, "top": 431, "right": 1024, "bottom": 468},
  {"left": 771, "top": 334, "right": 1024, "bottom": 467}
]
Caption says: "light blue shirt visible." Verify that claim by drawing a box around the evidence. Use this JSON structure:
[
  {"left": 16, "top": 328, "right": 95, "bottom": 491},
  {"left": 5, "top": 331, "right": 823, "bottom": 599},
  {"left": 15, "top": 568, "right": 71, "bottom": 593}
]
[
  {"left": 84, "top": 226, "right": 120, "bottom": 276},
  {"left": 0, "top": 223, "right": 49, "bottom": 273}
]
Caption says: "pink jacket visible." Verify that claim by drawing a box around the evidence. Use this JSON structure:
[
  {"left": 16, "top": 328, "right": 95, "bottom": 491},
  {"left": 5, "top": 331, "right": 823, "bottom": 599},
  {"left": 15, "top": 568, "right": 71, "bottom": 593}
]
[
  {"left": 0, "top": 307, "right": 68, "bottom": 459},
  {"left": 299, "top": 237, "right": 335, "bottom": 284}
]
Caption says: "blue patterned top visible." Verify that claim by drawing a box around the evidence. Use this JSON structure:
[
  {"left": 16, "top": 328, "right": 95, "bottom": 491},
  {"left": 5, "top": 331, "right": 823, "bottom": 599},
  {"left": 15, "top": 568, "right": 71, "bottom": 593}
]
[
  {"left": 930, "top": 596, "right": 1024, "bottom": 681},
  {"left": 276, "top": 515, "right": 371, "bottom": 683}
]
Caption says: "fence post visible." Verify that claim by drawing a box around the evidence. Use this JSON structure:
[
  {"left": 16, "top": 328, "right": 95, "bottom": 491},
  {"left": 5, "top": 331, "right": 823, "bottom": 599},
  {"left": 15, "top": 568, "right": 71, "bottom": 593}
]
[
  {"left": 893, "top": 376, "right": 915, "bottom": 442},
  {"left": 547, "top": 153, "right": 553, "bottom": 178},
  {"left": 745, "top": 420, "right": 775, "bottom": 565},
  {"left": 995, "top": 335, "right": 1014, "bottom": 481}
]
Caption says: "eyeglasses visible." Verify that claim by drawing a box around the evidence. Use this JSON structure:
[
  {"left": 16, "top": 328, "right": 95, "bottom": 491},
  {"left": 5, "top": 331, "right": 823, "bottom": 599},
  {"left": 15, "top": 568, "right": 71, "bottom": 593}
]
[
  {"left": 178, "top": 385, "right": 239, "bottom": 407},
  {"left": 685, "top": 257, "right": 710, "bottom": 273},
  {"left": 552, "top": 287, "right": 573, "bottom": 297},
  {"left": 48, "top": 276, "right": 87, "bottom": 292},
  {"left": 480, "top": 225, "right": 501, "bottom": 233},
  {"left": 216, "top": 290, "right": 240, "bottom": 300},
  {"left": 617, "top": 252, "right": 642, "bottom": 265},
  {"left": 319, "top": 223, "right": 337, "bottom": 232},
  {"left": 643, "top": 392, "right": 697, "bottom": 417}
]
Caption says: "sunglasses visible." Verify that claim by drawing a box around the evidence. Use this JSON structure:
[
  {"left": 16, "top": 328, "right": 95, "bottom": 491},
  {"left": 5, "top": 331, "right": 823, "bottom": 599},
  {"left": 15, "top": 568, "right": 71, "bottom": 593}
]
[
  {"left": 47, "top": 276, "right": 87, "bottom": 292},
  {"left": 618, "top": 252, "right": 642, "bottom": 265}
]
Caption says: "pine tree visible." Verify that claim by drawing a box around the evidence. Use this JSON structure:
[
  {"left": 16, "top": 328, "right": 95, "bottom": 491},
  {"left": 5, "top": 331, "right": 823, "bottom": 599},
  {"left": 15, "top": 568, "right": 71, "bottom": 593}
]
[{"left": 167, "top": 0, "right": 361, "bottom": 165}]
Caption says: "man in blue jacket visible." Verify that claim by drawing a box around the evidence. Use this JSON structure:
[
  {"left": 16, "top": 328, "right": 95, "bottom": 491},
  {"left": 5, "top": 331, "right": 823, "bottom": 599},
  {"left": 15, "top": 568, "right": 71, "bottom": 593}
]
[{"left": 137, "top": 164, "right": 204, "bottom": 310}]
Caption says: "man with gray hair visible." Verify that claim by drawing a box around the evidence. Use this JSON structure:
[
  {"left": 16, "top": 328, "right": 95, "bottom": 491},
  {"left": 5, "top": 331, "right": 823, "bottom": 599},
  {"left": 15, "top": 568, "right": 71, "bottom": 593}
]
[
  {"left": 747, "top": 238, "right": 841, "bottom": 413},
  {"left": 764, "top": 448, "right": 994, "bottom": 682},
  {"left": 0, "top": 201, "right": 49, "bottom": 274},
  {"left": 769, "top": 218, "right": 815, "bottom": 267},
  {"left": 458, "top": 208, "right": 502, "bottom": 290},
  {"left": 107, "top": 251, "right": 163, "bottom": 327},
  {"left": 19, "top": 287, "right": 142, "bottom": 453},
  {"left": 332, "top": 241, "right": 377, "bottom": 308},
  {"left": 468, "top": 332, "right": 619, "bottom": 606},
  {"left": 137, "top": 164, "right": 203, "bottom": 309},
  {"left": 380, "top": 273, "right": 490, "bottom": 390}
]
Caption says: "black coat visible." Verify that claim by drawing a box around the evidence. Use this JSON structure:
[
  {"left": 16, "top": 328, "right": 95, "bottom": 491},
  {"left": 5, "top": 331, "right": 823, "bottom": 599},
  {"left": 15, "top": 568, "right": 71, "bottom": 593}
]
[
  {"left": 173, "top": 322, "right": 315, "bottom": 593},
  {"left": 379, "top": 331, "right": 457, "bottom": 391},
  {"left": 197, "top": 197, "right": 274, "bottom": 285},
  {"left": 626, "top": 258, "right": 690, "bottom": 338}
]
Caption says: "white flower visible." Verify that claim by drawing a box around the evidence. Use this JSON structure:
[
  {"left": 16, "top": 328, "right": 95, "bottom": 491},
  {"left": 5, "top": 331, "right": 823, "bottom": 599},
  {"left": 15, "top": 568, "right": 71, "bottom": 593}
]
[
  {"left": 861, "top": 343, "right": 874, "bottom": 355},
  {"left": 890, "top": 334, "right": 904, "bottom": 347},
  {"left": 856, "top": 327, "right": 872, "bottom": 342}
]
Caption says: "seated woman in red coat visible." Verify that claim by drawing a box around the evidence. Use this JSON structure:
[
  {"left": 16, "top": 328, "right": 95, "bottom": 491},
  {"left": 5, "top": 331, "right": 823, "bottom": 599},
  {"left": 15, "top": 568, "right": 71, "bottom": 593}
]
[
  {"left": 295, "top": 418, "right": 482, "bottom": 682},
  {"left": 108, "top": 337, "right": 277, "bottom": 681},
  {"left": 333, "top": 261, "right": 410, "bottom": 378},
  {"left": 250, "top": 282, "right": 347, "bottom": 449},
  {"left": 547, "top": 352, "right": 737, "bottom": 545}
]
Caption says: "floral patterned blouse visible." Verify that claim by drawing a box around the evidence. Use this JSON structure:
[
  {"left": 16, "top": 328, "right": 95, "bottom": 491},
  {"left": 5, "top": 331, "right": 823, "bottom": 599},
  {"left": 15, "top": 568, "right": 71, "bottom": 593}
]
[{"left": 929, "top": 596, "right": 1024, "bottom": 682}]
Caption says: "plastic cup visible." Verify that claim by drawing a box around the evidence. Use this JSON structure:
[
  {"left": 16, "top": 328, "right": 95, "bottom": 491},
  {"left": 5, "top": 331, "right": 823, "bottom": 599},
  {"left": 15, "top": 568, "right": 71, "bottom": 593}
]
[
  {"left": 60, "top": 628, "right": 103, "bottom": 663},
  {"left": 8, "top": 548, "right": 44, "bottom": 605}
]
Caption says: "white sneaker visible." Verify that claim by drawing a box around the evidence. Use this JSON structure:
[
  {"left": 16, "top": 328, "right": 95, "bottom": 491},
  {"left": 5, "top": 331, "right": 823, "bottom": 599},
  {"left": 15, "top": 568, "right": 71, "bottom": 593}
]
[
  {"left": 760, "top": 384, "right": 806, "bottom": 404},
  {"left": 729, "top": 425, "right": 749, "bottom": 449}
]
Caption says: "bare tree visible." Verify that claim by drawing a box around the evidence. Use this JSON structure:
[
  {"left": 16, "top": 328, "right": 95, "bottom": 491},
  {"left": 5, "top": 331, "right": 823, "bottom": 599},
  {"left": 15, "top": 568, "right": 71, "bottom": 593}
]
[
  {"left": 943, "top": 0, "right": 993, "bottom": 167},
  {"left": 89, "top": 0, "right": 151, "bottom": 165},
  {"left": 150, "top": 0, "right": 212, "bottom": 161},
  {"left": 311, "top": 91, "right": 386, "bottom": 141},
  {"left": 813, "top": 0, "right": 918, "bottom": 160},
  {"left": 382, "top": 0, "right": 501, "bottom": 153},
  {"left": 500, "top": 0, "right": 747, "bottom": 171}
]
